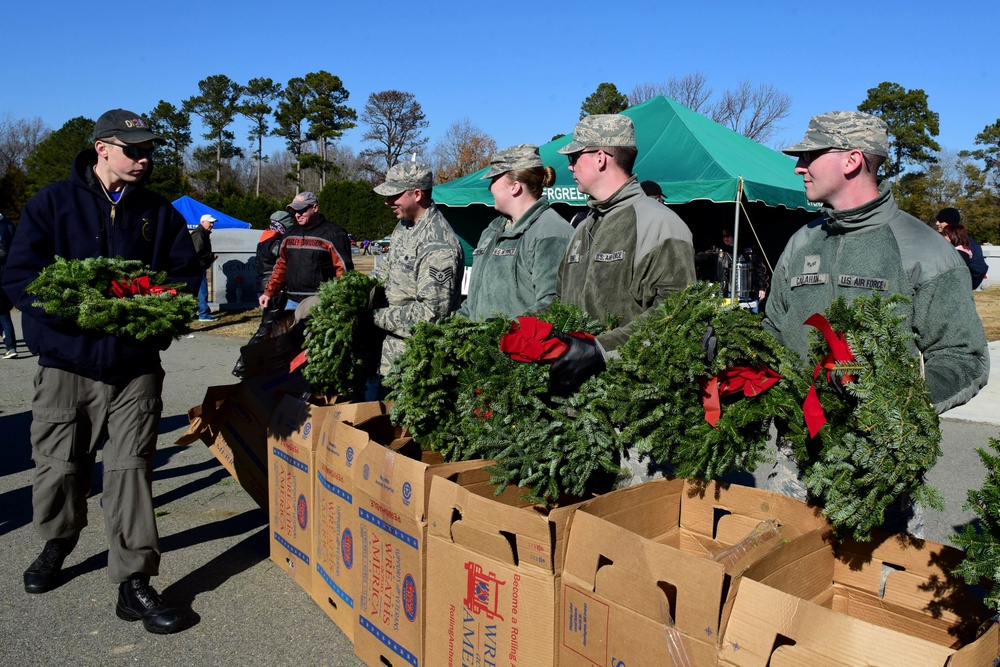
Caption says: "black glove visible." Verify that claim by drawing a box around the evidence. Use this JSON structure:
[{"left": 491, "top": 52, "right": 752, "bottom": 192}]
[
  {"left": 548, "top": 332, "right": 606, "bottom": 397},
  {"left": 702, "top": 323, "right": 717, "bottom": 364},
  {"left": 368, "top": 285, "right": 388, "bottom": 311}
]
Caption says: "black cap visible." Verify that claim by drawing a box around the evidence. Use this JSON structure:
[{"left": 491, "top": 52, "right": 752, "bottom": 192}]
[
  {"left": 92, "top": 109, "right": 165, "bottom": 144},
  {"left": 936, "top": 207, "right": 961, "bottom": 225}
]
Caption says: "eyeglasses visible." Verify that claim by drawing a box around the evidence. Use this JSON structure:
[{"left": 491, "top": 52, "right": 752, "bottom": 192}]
[
  {"left": 292, "top": 205, "right": 314, "bottom": 215},
  {"left": 567, "top": 149, "right": 610, "bottom": 167},
  {"left": 798, "top": 148, "right": 850, "bottom": 164},
  {"left": 102, "top": 140, "right": 155, "bottom": 160}
]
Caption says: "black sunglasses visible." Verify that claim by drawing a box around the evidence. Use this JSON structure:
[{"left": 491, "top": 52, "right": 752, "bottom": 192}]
[
  {"left": 102, "top": 140, "right": 155, "bottom": 160},
  {"left": 567, "top": 149, "right": 609, "bottom": 167}
]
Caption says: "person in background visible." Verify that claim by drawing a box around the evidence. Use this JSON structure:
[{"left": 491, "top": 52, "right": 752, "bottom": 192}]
[
  {"left": 1, "top": 108, "right": 200, "bottom": 634},
  {"left": 0, "top": 212, "right": 17, "bottom": 359},
  {"left": 639, "top": 179, "right": 666, "bottom": 203},
  {"left": 552, "top": 114, "right": 696, "bottom": 396},
  {"left": 370, "top": 161, "right": 464, "bottom": 394},
  {"left": 231, "top": 210, "right": 295, "bottom": 378},
  {"left": 762, "top": 110, "right": 989, "bottom": 535},
  {"left": 190, "top": 214, "right": 217, "bottom": 322},
  {"left": 936, "top": 207, "right": 987, "bottom": 289},
  {"left": 259, "top": 191, "right": 352, "bottom": 312},
  {"left": 720, "top": 228, "right": 769, "bottom": 310},
  {"left": 459, "top": 144, "right": 573, "bottom": 320}
]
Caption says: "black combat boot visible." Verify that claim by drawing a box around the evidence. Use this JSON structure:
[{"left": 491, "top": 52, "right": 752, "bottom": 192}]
[
  {"left": 23, "top": 534, "right": 79, "bottom": 594},
  {"left": 115, "top": 575, "right": 190, "bottom": 634}
]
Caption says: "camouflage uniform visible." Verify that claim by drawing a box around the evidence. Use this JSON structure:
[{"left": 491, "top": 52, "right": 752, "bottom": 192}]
[
  {"left": 556, "top": 115, "right": 696, "bottom": 355},
  {"left": 459, "top": 144, "right": 574, "bottom": 320},
  {"left": 372, "top": 162, "right": 465, "bottom": 375},
  {"left": 760, "top": 111, "right": 990, "bottom": 536}
]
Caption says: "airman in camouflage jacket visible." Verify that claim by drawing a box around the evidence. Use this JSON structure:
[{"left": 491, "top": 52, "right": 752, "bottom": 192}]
[{"left": 371, "top": 203, "right": 464, "bottom": 374}]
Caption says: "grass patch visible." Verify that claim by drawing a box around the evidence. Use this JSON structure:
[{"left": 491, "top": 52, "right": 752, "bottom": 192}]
[{"left": 975, "top": 287, "right": 1000, "bottom": 341}]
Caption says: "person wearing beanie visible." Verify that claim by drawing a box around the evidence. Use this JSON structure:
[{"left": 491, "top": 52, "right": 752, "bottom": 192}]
[
  {"left": 231, "top": 210, "right": 297, "bottom": 378},
  {"left": 936, "top": 207, "right": 988, "bottom": 289}
]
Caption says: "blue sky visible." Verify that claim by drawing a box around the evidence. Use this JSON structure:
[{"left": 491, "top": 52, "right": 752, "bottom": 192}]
[{"left": 3, "top": 0, "right": 998, "bottom": 162}]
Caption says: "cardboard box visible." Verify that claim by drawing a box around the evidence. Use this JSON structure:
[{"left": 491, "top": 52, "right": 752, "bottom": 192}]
[
  {"left": 267, "top": 393, "right": 344, "bottom": 591},
  {"left": 176, "top": 368, "right": 309, "bottom": 509},
  {"left": 424, "top": 467, "right": 582, "bottom": 667},
  {"left": 353, "top": 439, "right": 483, "bottom": 667},
  {"left": 310, "top": 402, "right": 394, "bottom": 641},
  {"left": 720, "top": 528, "right": 999, "bottom": 667},
  {"left": 559, "top": 478, "right": 830, "bottom": 667}
]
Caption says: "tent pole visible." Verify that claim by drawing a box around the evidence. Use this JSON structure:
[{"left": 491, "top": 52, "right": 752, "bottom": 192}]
[{"left": 729, "top": 178, "right": 744, "bottom": 304}]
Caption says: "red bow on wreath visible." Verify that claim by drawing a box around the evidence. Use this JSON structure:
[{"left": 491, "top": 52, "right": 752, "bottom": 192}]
[
  {"left": 701, "top": 366, "right": 782, "bottom": 427},
  {"left": 802, "top": 313, "right": 855, "bottom": 438},
  {"left": 109, "top": 275, "right": 178, "bottom": 298},
  {"left": 499, "top": 316, "right": 593, "bottom": 363}
]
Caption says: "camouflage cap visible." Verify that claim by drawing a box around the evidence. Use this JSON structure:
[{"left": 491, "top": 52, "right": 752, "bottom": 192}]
[
  {"left": 480, "top": 143, "right": 544, "bottom": 180},
  {"left": 374, "top": 160, "right": 434, "bottom": 196},
  {"left": 557, "top": 114, "right": 636, "bottom": 155},
  {"left": 782, "top": 111, "right": 889, "bottom": 157}
]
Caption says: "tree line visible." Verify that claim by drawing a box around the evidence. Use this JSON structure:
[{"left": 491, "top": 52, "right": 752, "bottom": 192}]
[{"left": 2, "top": 74, "right": 999, "bottom": 244}]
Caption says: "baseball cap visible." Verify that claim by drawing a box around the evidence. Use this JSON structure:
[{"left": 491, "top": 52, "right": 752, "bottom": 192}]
[
  {"left": 782, "top": 111, "right": 889, "bottom": 157},
  {"left": 480, "top": 144, "right": 544, "bottom": 180},
  {"left": 936, "top": 207, "right": 961, "bottom": 225},
  {"left": 557, "top": 114, "right": 636, "bottom": 155},
  {"left": 92, "top": 109, "right": 165, "bottom": 145},
  {"left": 287, "top": 191, "right": 318, "bottom": 211},
  {"left": 199, "top": 214, "right": 217, "bottom": 224},
  {"left": 374, "top": 161, "right": 434, "bottom": 196}
]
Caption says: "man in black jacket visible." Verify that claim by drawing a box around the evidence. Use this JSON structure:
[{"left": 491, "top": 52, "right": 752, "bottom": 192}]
[
  {"left": 259, "top": 191, "right": 353, "bottom": 311},
  {"left": 190, "top": 213, "right": 217, "bottom": 321},
  {"left": 1, "top": 108, "right": 200, "bottom": 634}
]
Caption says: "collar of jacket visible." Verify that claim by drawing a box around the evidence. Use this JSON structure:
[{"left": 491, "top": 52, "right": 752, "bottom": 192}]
[
  {"left": 586, "top": 175, "right": 643, "bottom": 215},
  {"left": 822, "top": 181, "right": 896, "bottom": 234},
  {"left": 496, "top": 197, "right": 552, "bottom": 239}
]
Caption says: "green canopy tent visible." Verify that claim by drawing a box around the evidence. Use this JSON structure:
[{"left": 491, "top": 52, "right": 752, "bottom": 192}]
[{"left": 434, "top": 95, "right": 820, "bottom": 298}]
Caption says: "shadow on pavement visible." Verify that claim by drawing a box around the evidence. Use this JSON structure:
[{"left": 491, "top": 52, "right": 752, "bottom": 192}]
[
  {"left": 162, "top": 517, "right": 269, "bottom": 607},
  {"left": 0, "top": 485, "right": 31, "bottom": 537},
  {"left": 0, "top": 410, "right": 33, "bottom": 478},
  {"left": 154, "top": 467, "right": 230, "bottom": 508}
]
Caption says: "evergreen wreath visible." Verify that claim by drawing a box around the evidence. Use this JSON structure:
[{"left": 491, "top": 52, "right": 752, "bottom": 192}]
[
  {"left": 385, "top": 302, "right": 622, "bottom": 504},
  {"left": 952, "top": 436, "right": 1000, "bottom": 613},
  {"left": 302, "top": 271, "right": 382, "bottom": 397},
  {"left": 27, "top": 256, "right": 196, "bottom": 341},
  {"left": 602, "top": 281, "right": 805, "bottom": 481},
  {"left": 789, "top": 291, "right": 943, "bottom": 541}
]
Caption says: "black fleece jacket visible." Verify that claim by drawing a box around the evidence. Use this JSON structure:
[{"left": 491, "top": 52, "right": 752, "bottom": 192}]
[{"left": 1, "top": 149, "right": 201, "bottom": 383}]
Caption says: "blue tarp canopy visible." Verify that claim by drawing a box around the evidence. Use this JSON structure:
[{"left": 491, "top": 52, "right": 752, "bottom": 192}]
[{"left": 172, "top": 196, "right": 251, "bottom": 229}]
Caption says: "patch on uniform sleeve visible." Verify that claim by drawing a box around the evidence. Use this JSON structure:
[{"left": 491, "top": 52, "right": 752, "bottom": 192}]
[
  {"left": 429, "top": 266, "right": 454, "bottom": 284},
  {"left": 142, "top": 218, "right": 155, "bottom": 241},
  {"left": 838, "top": 275, "right": 889, "bottom": 290},
  {"left": 473, "top": 248, "right": 486, "bottom": 256},
  {"left": 802, "top": 255, "right": 821, "bottom": 274}
]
